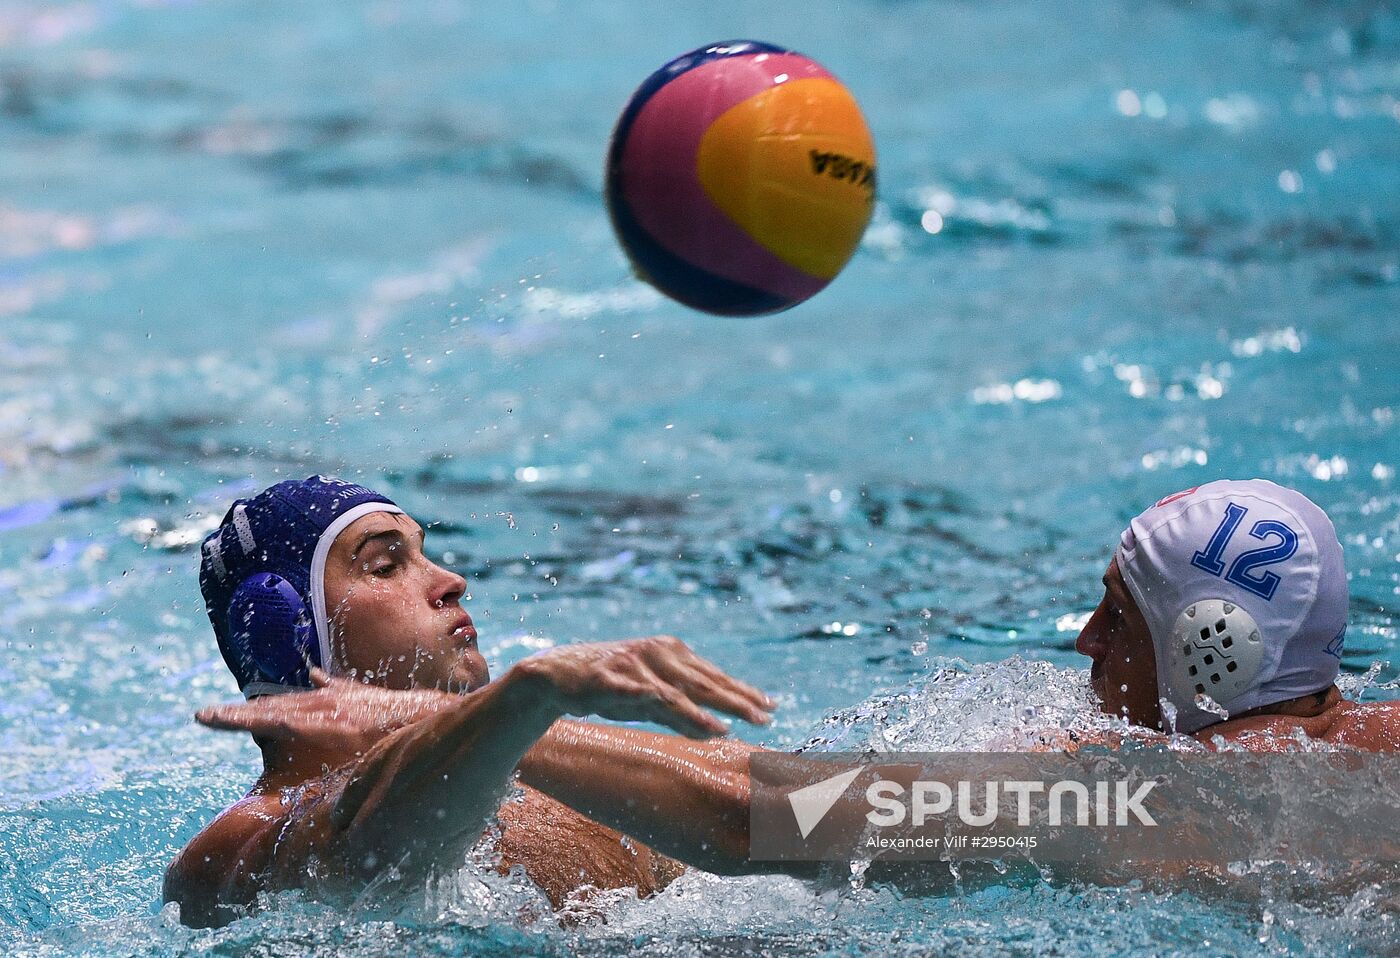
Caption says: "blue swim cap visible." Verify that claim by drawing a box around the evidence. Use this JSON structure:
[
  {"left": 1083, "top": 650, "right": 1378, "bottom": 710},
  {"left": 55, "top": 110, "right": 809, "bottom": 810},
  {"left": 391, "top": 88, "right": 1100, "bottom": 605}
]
[{"left": 199, "top": 476, "right": 402, "bottom": 697}]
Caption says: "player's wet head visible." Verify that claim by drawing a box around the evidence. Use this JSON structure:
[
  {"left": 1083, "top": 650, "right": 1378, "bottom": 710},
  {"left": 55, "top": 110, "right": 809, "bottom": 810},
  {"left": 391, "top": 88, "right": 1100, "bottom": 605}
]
[
  {"left": 198, "top": 476, "right": 404, "bottom": 697},
  {"left": 1094, "top": 479, "right": 1347, "bottom": 732}
]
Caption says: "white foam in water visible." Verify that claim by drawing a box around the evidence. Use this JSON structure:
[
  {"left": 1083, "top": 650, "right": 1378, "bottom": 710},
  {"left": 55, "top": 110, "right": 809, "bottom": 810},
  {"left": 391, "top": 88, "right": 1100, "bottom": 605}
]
[
  {"left": 798, "top": 656, "right": 1112, "bottom": 754},
  {"left": 425, "top": 839, "right": 557, "bottom": 929}
]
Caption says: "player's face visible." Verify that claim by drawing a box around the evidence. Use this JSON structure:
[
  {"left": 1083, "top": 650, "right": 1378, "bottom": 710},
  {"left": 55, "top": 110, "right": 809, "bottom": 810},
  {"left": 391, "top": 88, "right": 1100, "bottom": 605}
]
[
  {"left": 322, "top": 511, "right": 488, "bottom": 693},
  {"left": 1075, "top": 558, "right": 1162, "bottom": 729}
]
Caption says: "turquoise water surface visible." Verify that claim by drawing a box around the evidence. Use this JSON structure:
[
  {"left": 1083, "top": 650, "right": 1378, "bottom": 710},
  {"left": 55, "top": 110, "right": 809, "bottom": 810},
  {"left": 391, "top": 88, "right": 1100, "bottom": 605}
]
[{"left": 2, "top": 0, "right": 1398, "bottom": 954}]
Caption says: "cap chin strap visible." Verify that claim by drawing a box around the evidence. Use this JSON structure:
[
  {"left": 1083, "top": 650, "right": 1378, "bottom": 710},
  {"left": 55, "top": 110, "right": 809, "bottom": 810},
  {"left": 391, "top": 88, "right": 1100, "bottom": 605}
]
[{"left": 1162, "top": 598, "right": 1265, "bottom": 730}]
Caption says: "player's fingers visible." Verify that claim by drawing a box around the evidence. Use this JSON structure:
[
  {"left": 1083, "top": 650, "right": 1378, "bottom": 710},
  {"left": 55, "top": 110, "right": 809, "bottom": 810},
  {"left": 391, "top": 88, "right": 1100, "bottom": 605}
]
[
  {"left": 692, "top": 658, "right": 775, "bottom": 712},
  {"left": 648, "top": 681, "right": 729, "bottom": 738},
  {"left": 195, "top": 704, "right": 272, "bottom": 734},
  {"left": 683, "top": 677, "right": 772, "bottom": 725},
  {"left": 648, "top": 639, "right": 773, "bottom": 707},
  {"left": 719, "top": 669, "right": 774, "bottom": 712},
  {"left": 647, "top": 696, "right": 727, "bottom": 738},
  {"left": 654, "top": 651, "right": 775, "bottom": 716},
  {"left": 594, "top": 665, "right": 726, "bottom": 738}
]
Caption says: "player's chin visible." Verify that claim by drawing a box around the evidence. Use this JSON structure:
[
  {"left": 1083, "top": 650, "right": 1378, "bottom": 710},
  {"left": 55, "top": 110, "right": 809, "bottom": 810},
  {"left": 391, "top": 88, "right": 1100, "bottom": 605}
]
[
  {"left": 1080, "top": 669, "right": 1103, "bottom": 700},
  {"left": 1086, "top": 677, "right": 1120, "bottom": 714},
  {"left": 448, "top": 648, "right": 490, "bottom": 693}
]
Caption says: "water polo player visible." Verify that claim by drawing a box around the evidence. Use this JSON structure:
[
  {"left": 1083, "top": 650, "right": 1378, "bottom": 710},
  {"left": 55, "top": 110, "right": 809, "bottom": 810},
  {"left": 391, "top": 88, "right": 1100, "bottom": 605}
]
[
  {"left": 1075, "top": 478, "right": 1398, "bottom": 747},
  {"left": 166, "top": 475, "right": 780, "bottom": 927}
]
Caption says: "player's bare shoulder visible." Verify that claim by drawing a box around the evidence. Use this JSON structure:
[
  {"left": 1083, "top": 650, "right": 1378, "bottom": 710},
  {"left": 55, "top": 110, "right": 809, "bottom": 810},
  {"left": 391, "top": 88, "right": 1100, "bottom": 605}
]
[
  {"left": 163, "top": 791, "right": 287, "bottom": 928},
  {"left": 1326, "top": 700, "right": 1400, "bottom": 751}
]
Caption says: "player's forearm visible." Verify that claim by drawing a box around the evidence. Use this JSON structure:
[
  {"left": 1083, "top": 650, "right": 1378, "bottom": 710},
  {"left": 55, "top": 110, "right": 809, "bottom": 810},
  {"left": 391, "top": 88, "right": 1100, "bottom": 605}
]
[
  {"left": 517, "top": 720, "right": 768, "bottom": 874},
  {"left": 326, "top": 665, "right": 559, "bottom": 873}
]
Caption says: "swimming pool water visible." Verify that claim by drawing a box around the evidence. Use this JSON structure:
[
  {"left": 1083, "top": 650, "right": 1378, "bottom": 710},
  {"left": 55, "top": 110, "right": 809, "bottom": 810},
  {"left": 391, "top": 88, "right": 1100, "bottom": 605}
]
[{"left": 1, "top": 0, "right": 1398, "bottom": 954}]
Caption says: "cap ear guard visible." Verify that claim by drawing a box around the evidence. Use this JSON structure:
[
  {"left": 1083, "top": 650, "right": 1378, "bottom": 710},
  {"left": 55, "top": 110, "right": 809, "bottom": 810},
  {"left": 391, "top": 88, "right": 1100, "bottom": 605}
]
[
  {"left": 227, "top": 574, "right": 318, "bottom": 691},
  {"left": 1163, "top": 598, "right": 1264, "bottom": 716}
]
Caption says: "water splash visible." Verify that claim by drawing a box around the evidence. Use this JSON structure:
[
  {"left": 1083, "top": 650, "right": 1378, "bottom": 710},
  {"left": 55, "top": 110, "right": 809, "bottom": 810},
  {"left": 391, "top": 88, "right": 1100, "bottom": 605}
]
[{"left": 798, "top": 657, "right": 1105, "bottom": 754}]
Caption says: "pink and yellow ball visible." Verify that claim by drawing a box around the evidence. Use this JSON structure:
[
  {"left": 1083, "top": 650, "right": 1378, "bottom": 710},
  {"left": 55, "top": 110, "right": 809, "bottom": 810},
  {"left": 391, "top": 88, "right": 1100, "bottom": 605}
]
[{"left": 606, "top": 41, "right": 877, "bottom": 316}]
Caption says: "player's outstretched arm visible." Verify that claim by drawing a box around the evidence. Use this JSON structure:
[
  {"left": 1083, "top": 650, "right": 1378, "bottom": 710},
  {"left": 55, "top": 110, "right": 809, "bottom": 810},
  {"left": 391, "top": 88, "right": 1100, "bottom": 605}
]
[
  {"left": 316, "top": 635, "right": 774, "bottom": 882},
  {"left": 172, "top": 636, "right": 772, "bottom": 921},
  {"left": 517, "top": 719, "right": 778, "bottom": 875},
  {"left": 509, "top": 634, "right": 781, "bottom": 875}
]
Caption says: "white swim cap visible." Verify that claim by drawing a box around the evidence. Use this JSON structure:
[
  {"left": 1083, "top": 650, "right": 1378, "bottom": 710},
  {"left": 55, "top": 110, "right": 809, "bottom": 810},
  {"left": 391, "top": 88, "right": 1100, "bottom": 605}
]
[{"left": 1116, "top": 479, "right": 1347, "bottom": 733}]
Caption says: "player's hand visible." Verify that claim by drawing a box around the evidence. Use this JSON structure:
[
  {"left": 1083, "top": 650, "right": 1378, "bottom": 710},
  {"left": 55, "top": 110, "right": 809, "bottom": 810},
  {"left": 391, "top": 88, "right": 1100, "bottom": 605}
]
[
  {"left": 195, "top": 669, "right": 454, "bottom": 756},
  {"left": 509, "top": 635, "right": 774, "bottom": 739}
]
